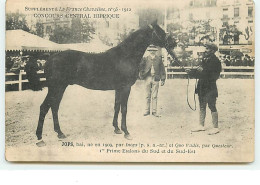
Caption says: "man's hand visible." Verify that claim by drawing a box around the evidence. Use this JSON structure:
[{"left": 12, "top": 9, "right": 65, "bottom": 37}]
[{"left": 161, "top": 80, "right": 165, "bottom": 86}]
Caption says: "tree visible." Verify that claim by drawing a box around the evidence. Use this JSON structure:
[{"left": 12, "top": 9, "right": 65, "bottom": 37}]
[
  {"left": 168, "top": 23, "right": 191, "bottom": 50},
  {"left": 167, "top": 23, "right": 193, "bottom": 66},
  {"left": 117, "top": 28, "right": 135, "bottom": 44},
  {"left": 69, "top": 18, "right": 95, "bottom": 43},
  {"left": 49, "top": 25, "right": 71, "bottom": 44},
  {"left": 81, "top": 19, "right": 95, "bottom": 43},
  {"left": 138, "top": 8, "right": 164, "bottom": 28},
  {"left": 70, "top": 18, "right": 82, "bottom": 43},
  {"left": 6, "top": 12, "right": 30, "bottom": 31},
  {"left": 99, "top": 35, "right": 113, "bottom": 47},
  {"left": 167, "top": 23, "right": 182, "bottom": 34},
  {"left": 220, "top": 24, "right": 242, "bottom": 45},
  {"left": 49, "top": 18, "right": 95, "bottom": 44},
  {"left": 35, "top": 22, "right": 44, "bottom": 38}
]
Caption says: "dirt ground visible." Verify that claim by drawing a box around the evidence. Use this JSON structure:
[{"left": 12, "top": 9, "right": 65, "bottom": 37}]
[{"left": 5, "top": 79, "right": 254, "bottom": 162}]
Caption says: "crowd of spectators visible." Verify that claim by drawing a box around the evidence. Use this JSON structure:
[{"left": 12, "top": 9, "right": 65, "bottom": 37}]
[
  {"left": 221, "top": 54, "right": 254, "bottom": 67},
  {"left": 6, "top": 54, "right": 48, "bottom": 73},
  {"left": 169, "top": 53, "right": 254, "bottom": 67}
]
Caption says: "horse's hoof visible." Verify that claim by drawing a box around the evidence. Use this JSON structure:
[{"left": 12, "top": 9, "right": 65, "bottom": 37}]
[
  {"left": 124, "top": 134, "right": 133, "bottom": 140},
  {"left": 36, "top": 140, "right": 46, "bottom": 147},
  {"left": 58, "top": 133, "right": 66, "bottom": 139},
  {"left": 114, "top": 129, "right": 123, "bottom": 134}
]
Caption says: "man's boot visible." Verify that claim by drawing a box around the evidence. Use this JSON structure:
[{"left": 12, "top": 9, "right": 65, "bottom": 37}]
[
  {"left": 191, "top": 110, "right": 206, "bottom": 132},
  {"left": 208, "top": 112, "right": 219, "bottom": 135}
]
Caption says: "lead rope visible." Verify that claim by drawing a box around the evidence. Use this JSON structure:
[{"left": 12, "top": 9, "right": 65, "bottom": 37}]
[
  {"left": 166, "top": 49, "right": 198, "bottom": 111},
  {"left": 186, "top": 74, "right": 198, "bottom": 111},
  {"left": 151, "top": 30, "right": 198, "bottom": 111}
]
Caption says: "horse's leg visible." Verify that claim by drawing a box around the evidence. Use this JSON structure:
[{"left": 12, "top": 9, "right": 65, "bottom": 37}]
[
  {"left": 50, "top": 85, "right": 67, "bottom": 139},
  {"left": 36, "top": 91, "right": 51, "bottom": 140},
  {"left": 120, "top": 85, "right": 132, "bottom": 140},
  {"left": 36, "top": 89, "right": 52, "bottom": 146},
  {"left": 113, "top": 89, "right": 122, "bottom": 134}
]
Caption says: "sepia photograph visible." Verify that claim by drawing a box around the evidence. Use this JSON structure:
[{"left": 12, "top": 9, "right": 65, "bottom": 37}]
[{"left": 5, "top": 0, "right": 255, "bottom": 162}]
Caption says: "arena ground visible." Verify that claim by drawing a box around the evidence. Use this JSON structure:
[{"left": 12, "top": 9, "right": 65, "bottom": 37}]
[{"left": 5, "top": 79, "right": 254, "bottom": 162}]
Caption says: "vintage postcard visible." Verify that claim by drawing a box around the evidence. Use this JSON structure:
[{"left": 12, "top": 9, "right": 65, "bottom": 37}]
[{"left": 5, "top": 0, "right": 255, "bottom": 162}]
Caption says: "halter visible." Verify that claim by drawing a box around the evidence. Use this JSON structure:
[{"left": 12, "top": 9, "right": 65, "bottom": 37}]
[{"left": 150, "top": 28, "right": 172, "bottom": 50}]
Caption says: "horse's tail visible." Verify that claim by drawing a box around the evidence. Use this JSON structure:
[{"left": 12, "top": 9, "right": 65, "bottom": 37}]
[{"left": 25, "top": 61, "right": 43, "bottom": 91}]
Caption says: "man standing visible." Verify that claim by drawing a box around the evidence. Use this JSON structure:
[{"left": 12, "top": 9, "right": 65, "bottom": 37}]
[
  {"left": 187, "top": 43, "right": 222, "bottom": 135},
  {"left": 139, "top": 45, "right": 166, "bottom": 117},
  {"left": 25, "top": 55, "right": 42, "bottom": 91}
]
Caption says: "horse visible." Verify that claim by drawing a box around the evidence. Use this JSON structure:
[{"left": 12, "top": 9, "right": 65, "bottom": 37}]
[{"left": 28, "top": 21, "right": 177, "bottom": 146}]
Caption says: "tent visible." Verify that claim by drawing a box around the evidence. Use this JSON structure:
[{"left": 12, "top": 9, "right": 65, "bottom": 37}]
[
  {"left": 6, "top": 30, "right": 111, "bottom": 53},
  {"left": 6, "top": 30, "right": 67, "bottom": 52}
]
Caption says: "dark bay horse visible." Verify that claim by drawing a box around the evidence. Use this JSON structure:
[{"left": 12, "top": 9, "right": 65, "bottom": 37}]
[{"left": 29, "top": 21, "right": 177, "bottom": 145}]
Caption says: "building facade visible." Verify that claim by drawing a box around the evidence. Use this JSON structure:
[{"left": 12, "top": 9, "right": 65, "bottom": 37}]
[
  {"left": 166, "top": 0, "right": 254, "bottom": 59},
  {"left": 218, "top": 0, "right": 254, "bottom": 56}
]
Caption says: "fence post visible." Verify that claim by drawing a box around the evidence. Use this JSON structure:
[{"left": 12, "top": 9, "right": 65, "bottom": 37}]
[{"left": 18, "top": 70, "right": 22, "bottom": 91}]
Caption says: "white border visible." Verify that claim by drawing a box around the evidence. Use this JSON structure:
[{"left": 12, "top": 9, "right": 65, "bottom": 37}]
[{"left": 1, "top": 0, "right": 259, "bottom": 179}]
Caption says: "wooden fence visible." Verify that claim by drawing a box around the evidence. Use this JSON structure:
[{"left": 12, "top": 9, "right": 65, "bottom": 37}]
[
  {"left": 5, "top": 66, "right": 254, "bottom": 91},
  {"left": 167, "top": 66, "right": 254, "bottom": 79},
  {"left": 5, "top": 70, "right": 45, "bottom": 91}
]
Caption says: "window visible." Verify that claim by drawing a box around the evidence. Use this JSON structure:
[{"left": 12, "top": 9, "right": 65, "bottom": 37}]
[
  {"left": 234, "top": 7, "right": 239, "bottom": 17},
  {"left": 206, "top": 0, "right": 211, "bottom": 6},
  {"left": 205, "top": 0, "right": 217, "bottom": 6},
  {"left": 222, "top": 13, "right": 229, "bottom": 21},
  {"left": 248, "top": 7, "right": 253, "bottom": 17},
  {"left": 223, "top": 14, "right": 229, "bottom": 19},
  {"left": 248, "top": 20, "right": 253, "bottom": 23},
  {"left": 223, "top": 8, "right": 228, "bottom": 11},
  {"left": 211, "top": 0, "right": 217, "bottom": 6},
  {"left": 223, "top": 22, "right": 228, "bottom": 27},
  {"left": 189, "top": 0, "right": 194, "bottom": 7}
]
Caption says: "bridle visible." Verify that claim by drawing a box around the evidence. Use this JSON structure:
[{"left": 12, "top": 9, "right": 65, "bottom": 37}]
[
  {"left": 150, "top": 26, "right": 183, "bottom": 68},
  {"left": 150, "top": 26, "right": 172, "bottom": 52}
]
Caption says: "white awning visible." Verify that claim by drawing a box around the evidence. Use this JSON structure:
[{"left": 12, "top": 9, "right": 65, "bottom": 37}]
[{"left": 6, "top": 30, "right": 67, "bottom": 52}]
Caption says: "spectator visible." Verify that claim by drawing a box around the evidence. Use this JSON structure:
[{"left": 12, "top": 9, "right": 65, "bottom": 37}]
[
  {"left": 5, "top": 56, "right": 14, "bottom": 72},
  {"left": 25, "top": 56, "right": 42, "bottom": 91},
  {"left": 243, "top": 54, "right": 251, "bottom": 66},
  {"left": 224, "top": 55, "right": 231, "bottom": 66},
  {"left": 139, "top": 45, "right": 166, "bottom": 117},
  {"left": 250, "top": 57, "right": 255, "bottom": 66}
]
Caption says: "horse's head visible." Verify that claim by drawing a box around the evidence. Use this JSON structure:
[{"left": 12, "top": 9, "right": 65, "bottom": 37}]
[{"left": 149, "top": 21, "right": 177, "bottom": 51}]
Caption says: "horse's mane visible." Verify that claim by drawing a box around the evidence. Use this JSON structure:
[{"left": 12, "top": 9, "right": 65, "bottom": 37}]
[{"left": 108, "top": 27, "right": 149, "bottom": 52}]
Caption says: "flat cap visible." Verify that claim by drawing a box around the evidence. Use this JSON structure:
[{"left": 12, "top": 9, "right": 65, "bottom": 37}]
[
  {"left": 205, "top": 43, "right": 218, "bottom": 51},
  {"left": 147, "top": 45, "right": 158, "bottom": 51}
]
